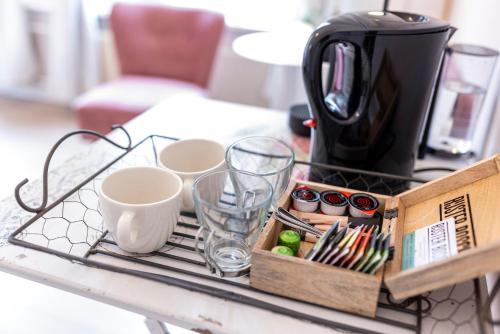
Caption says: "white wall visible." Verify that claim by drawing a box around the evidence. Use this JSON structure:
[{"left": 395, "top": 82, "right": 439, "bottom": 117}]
[{"left": 0, "top": 0, "right": 82, "bottom": 104}]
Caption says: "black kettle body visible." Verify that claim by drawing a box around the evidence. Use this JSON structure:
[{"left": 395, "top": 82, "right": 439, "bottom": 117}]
[{"left": 303, "top": 11, "right": 455, "bottom": 193}]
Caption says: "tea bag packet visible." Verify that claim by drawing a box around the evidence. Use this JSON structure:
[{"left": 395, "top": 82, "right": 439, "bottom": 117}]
[
  {"left": 305, "top": 221, "right": 340, "bottom": 261},
  {"left": 361, "top": 233, "right": 385, "bottom": 273},
  {"left": 366, "top": 233, "right": 391, "bottom": 275},
  {"left": 330, "top": 226, "right": 361, "bottom": 265},
  {"left": 353, "top": 227, "right": 379, "bottom": 272},
  {"left": 339, "top": 225, "right": 367, "bottom": 267},
  {"left": 320, "top": 224, "right": 355, "bottom": 264},
  {"left": 346, "top": 225, "right": 374, "bottom": 269},
  {"left": 329, "top": 226, "right": 361, "bottom": 265},
  {"left": 317, "top": 224, "right": 349, "bottom": 263},
  {"left": 301, "top": 208, "right": 389, "bottom": 274}
]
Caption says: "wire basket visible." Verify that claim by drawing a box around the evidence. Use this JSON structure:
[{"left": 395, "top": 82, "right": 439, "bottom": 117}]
[{"left": 5, "top": 128, "right": 490, "bottom": 334}]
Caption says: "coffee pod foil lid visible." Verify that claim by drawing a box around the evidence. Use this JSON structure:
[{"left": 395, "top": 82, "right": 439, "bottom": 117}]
[
  {"left": 292, "top": 187, "right": 320, "bottom": 213},
  {"left": 320, "top": 191, "right": 349, "bottom": 206},
  {"left": 320, "top": 190, "right": 349, "bottom": 215},
  {"left": 349, "top": 193, "right": 379, "bottom": 217}
]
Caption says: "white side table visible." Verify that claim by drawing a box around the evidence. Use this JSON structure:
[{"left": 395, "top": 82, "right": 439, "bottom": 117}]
[{"left": 232, "top": 22, "right": 312, "bottom": 110}]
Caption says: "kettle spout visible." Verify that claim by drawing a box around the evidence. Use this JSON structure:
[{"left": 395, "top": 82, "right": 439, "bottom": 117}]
[{"left": 448, "top": 26, "right": 457, "bottom": 41}]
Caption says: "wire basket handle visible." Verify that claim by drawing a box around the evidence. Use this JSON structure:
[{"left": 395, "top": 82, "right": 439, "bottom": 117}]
[{"left": 15, "top": 125, "right": 132, "bottom": 213}]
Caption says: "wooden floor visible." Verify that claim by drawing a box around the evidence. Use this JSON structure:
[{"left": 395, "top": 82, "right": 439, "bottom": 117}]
[{"left": 0, "top": 97, "right": 190, "bottom": 334}]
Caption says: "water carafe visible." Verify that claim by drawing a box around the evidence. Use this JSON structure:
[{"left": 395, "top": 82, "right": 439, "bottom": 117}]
[{"left": 428, "top": 44, "right": 499, "bottom": 157}]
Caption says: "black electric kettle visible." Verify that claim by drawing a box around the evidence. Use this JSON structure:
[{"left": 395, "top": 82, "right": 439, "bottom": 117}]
[{"left": 303, "top": 11, "right": 456, "bottom": 193}]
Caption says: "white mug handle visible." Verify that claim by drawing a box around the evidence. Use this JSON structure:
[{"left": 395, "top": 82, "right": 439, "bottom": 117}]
[
  {"left": 116, "top": 210, "right": 138, "bottom": 248},
  {"left": 182, "top": 178, "right": 194, "bottom": 211}
]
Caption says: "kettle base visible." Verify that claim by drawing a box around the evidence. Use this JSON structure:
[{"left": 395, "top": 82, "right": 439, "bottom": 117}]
[{"left": 308, "top": 166, "right": 410, "bottom": 196}]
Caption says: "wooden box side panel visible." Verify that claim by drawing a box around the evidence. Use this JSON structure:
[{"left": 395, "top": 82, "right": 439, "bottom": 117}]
[
  {"left": 253, "top": 218, "right": 281, "bottom": 252},
  {"left": 276, "top": 179, "right": 297, "bottom": 208},
  {"left": 383, "top": 197, "right": 405, "bottom": 280},
  {"left": 251, "top": 250, "right": 381, "bottom": 317},
  {"left": 253, "top": 180, "right": 296, "bottom": 252}
]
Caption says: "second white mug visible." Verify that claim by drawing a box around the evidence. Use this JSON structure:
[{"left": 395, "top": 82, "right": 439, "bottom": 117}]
[{"left": 159, "top": 138, "right": 226, "bottom": 212}]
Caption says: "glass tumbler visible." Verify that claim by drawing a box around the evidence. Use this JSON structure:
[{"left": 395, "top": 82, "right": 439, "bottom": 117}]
[
  {"left": 225, "top": 136, "right": 294, "bottom": 208},
  {"left": 193, "top": 170, "right": 272, "bottom": 277},
  {"left": 428, "top": 44, "right": 499, "bottom": 156}
]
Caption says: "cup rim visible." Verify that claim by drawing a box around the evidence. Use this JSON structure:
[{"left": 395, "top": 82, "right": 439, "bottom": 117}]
[
  {"left": 225, "top": 136, "right": 295, "bottom": 177},
  {"left": 192, "top": 169, "right": 273, "bottom": 213},
  {"left": 159, "top": 138, "right": 226, "bottom": 176},
  {"left": 100, "top": 166, "right": 183, "bottom": 207}
]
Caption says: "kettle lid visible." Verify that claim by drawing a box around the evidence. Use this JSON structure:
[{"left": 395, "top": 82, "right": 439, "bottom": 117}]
[{"left": 327, "top": 11, "right": 451, "bottom": 35}]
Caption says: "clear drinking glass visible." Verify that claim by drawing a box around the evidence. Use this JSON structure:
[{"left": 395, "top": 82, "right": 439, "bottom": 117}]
[
  {"left": 193, "top": 170, "right": 272, "bottom": 276},
  {"left": 428, "top": 44, "right": 499, "bottom": 156},
  {"left": 225, "top": 136, "right": 294, "bottom": 208}
]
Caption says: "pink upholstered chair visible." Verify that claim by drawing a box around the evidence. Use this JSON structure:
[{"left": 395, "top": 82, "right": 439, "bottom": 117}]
[{"left": 73, "top": 3, "right": 224, "bottom": 135}]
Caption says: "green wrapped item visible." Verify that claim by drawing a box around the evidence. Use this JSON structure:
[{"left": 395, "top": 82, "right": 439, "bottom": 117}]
[
  {"left": 278, "top": 230, "right": 301, "bottom": 255},
  {"left": 272, "top": 245, "right": 294, "bottom": 256}
]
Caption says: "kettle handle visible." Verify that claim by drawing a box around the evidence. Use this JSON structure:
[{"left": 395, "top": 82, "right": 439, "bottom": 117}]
[{"left": 302, "top": 25, "right": 370, "bottom": 125}]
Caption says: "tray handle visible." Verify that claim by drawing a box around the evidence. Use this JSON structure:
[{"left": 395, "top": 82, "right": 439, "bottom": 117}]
[{"left": 15, "top": 125, "right": 132, "bottom": 213}]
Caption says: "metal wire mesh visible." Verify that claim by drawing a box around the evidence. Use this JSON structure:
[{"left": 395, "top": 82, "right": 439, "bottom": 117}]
[
  {"left": 293, "top": 161, "right": 431, "bottom": 196},
  {"left": 14, "top": 136, "right": 162, "bottom": 257},
  {"left": 6, "top": 133, "right": 489, "bottom": 334}
]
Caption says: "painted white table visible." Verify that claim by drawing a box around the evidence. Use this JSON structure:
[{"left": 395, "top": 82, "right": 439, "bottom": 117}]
[
  {"left": 232, "top": 22, "right": 312, "bottom": 110},
  {"left": 232, "top": 22, "right": 312, "bottom": 67},
  {"left": 0, "top": 95, "right": 490, "bottom": 334}
]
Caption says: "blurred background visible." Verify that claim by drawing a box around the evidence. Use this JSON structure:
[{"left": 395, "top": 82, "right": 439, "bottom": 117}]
[
  {"left": 0, "top": 1, "right": 498, "bottom": 183},
  {"left": 1, "top": 0, "right": 498, "bottom": 106}
]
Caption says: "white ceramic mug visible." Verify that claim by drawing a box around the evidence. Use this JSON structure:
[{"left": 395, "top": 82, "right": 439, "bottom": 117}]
[
  {"left": 159, "top": 139, "right": 226, "bottom": 212},
  {"left": 99, "top": 166, "right": 183, "bottom": 253}
]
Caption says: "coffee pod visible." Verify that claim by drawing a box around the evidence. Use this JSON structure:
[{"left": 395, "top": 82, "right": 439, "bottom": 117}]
[
  {"left": 320, "top": 190, "right": 348, "bottom": 215},
  {"left": 278, "top": 230, "right": 301, "bottom": 255},
  {"left": 272, "top": 245, "right": 294, "bottom": 256},
  {"left": 292, "top": 187, "right": 320, "bottom": 213},
  {"left": 349, "top": 193, "right": 379, "bottom": 218}
]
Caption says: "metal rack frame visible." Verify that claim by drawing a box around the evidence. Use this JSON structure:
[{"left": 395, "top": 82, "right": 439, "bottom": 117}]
[{"left": 7, "top": 128, "right": 497, "bottom": 333}]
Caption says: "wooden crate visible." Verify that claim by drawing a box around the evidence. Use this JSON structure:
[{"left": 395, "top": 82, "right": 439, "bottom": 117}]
[
  {"left": 251, "top": 154, "right": 500, "bottom": 317},
  {"left": 251, "top": 180, "right": 392, "bottom": 317}
]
